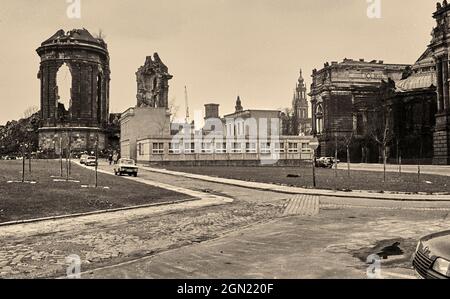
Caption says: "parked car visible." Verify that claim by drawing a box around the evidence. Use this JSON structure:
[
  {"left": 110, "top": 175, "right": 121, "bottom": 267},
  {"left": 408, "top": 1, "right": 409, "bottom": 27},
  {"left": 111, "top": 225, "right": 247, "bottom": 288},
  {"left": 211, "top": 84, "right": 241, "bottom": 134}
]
[
  {"left": 85, "top": 156, "right": 98, "bottom": 167},
  {"left": 315, "top": 157, "right": 339, "bottom": 168},
  {"left": 80, "top": 154, "right": 89, "bottom": 165},
  {"left": 114, "top": 158, "right": 138, "bottom": 177},
  {"left": 413, "top": 230, "right": 450, "bottom": 279}
]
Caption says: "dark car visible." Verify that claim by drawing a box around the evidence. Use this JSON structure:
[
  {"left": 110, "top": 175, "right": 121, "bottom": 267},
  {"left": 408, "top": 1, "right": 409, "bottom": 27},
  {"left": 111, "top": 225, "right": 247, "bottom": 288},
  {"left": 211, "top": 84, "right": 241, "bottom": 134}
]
[
  {"left": 413, "top": 230, "right": 450, "bottom": 279},
  {"left": 315, "top": 157, "right": 339, "bottom": 168}
]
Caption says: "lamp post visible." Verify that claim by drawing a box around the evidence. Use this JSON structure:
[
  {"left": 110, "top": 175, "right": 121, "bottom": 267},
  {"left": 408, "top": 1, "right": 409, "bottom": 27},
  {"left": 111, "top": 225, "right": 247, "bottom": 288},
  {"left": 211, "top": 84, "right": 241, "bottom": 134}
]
[
  {"left": 21, "top": 144, "right": 26, "bottom": 183},
  {"left": 309, "top": 137, "right": 320, "bottom": 188},
  {"left": 95, "top": 132, "right": 99, "bottom": 188},
  {"left": 26, "top": 127, "right": 34, "bottom": 174}
]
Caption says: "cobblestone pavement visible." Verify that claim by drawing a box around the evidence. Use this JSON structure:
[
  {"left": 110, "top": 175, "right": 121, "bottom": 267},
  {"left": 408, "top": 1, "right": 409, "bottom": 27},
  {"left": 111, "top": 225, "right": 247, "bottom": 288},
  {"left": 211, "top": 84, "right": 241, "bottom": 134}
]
[
  {"left": 283, "top": 195, "right": 320, "bottom": 217},
  {"left": 88, "top": 208, "right": 450, "bottom": 279}
]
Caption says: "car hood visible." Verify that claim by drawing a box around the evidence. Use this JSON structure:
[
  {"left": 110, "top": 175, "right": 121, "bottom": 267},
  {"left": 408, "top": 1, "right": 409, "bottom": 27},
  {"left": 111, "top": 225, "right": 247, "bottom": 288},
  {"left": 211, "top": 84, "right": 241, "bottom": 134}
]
[{"left": 420, "top": 230, "right": 450, "bottom": 260}]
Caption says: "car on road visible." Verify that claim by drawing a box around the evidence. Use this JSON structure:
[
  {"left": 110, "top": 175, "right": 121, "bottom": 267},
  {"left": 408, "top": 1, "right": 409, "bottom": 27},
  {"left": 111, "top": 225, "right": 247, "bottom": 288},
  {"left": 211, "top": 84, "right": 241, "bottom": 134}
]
[
  {"left": 413, "top": 230, "right": 450, "bottom": 279},
  {"left": 85, "top": 156, "right": 98, "bottom": 167},
  {"left": 80, "top": 154, "right": 89, "bottom": 165},
  {"left": 114, "top": 158, "right": 138, "bottom": 177},
  {"left": 315, "top": 157, "right": 339, "bottom": 168}
]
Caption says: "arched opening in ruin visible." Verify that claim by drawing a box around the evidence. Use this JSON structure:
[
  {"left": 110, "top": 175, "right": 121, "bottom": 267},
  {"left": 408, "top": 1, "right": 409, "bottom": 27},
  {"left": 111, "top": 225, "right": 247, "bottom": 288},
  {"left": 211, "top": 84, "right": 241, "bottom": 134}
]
[
  {"left": 56, "top": 63, "right": 72, "bottom": 113},
  {"left": 97, "top": 74, "right": 103, "bottom": 122}
]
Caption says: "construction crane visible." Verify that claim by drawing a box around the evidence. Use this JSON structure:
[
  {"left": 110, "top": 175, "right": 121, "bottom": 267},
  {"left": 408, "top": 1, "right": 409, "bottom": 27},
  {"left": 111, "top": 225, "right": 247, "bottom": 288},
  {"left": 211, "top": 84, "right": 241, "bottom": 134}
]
[{"left": 184, "top": 86, "right": 190, "bottom": 124}]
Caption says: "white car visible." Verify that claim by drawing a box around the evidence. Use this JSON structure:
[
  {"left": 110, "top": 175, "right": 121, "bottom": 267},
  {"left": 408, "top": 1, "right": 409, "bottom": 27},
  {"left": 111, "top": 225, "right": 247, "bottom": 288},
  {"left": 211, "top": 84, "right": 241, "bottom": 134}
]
[
  {"left": 85, "top": 156, "right": 98, "bottom": 167},
  {"left": 114, "top": 159, "right": 138, "bottom": 177},
  {"left": 80, "top": 154, "right": 89, "bottom": 164}
]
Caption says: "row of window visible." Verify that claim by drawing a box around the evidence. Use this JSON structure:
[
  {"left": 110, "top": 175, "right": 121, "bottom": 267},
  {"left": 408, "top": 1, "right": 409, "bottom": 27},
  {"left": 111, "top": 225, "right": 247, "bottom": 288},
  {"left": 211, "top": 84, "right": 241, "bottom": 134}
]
[{"left": 139, "top": 142, "right": 311, "bottom": 155}]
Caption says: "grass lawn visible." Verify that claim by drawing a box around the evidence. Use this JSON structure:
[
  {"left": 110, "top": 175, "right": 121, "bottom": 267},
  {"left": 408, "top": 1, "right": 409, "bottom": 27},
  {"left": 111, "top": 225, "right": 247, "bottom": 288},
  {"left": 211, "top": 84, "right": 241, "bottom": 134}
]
[
  {"left": 0, "top": 160, "right": 191, "bottom": 223},
  {"left": 162, "top": 165, "right": 450, "bottom": 194}
]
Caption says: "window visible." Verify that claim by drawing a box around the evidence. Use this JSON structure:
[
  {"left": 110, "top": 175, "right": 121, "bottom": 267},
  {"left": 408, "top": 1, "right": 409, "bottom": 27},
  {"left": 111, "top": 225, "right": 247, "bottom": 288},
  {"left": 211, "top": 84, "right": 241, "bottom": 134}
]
[
  {"left": 184, "top": 142, "right": 195, "bottom": 154},
  {"left": 316, "top": 105, "right": 324, "bottom": 134},
  {"left": 215, "top": 142, "right": 227, "bottom": 153},
  {"left": 301, "top": 143, "right": 311, "bottom": 153},
  {"left": 275, "top": 143, "right": 285, "bottom": 153},
  {"left": 231, "top": 142, "right": 242, "bottom": 153},
  {"left": 169, "top": 143, "right": 181, "bottom": 154},
  {"left": 288, "top": 143, "right": 299, "bottom": 153},
  {"left": 152, "top": 143, "right": 164, "bottom": 154},
  {"left": 138, "top": 143, "right": 145, "bottom": 156},
  {"left": 246, "top": 142, "right": 257, "bottom": 153},
  {"left": 260, "top": 142, "right": 271, "bottom": 154},
  {"left": 202, "top": 142, "right": 213, "bottom": 154}
]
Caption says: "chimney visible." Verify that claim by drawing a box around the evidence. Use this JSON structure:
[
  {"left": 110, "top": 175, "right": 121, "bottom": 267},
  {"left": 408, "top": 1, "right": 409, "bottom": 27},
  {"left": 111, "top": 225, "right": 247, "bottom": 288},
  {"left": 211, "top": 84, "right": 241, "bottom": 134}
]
[{"left": 204, "top": 103, "right": 220, "bottom": 120}]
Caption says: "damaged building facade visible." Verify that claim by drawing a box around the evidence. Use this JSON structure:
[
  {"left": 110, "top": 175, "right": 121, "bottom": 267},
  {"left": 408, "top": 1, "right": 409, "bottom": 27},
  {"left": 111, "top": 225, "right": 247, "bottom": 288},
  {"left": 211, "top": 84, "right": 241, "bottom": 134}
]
[
  {"left": 309, "top": 59, "right": 408, "bottom": 162},
  {"left": 309, "top": 1, "right": 450, "bottom": 165},
  {"left": 36, "top": 28, "right": 111, "bottom": 154}
]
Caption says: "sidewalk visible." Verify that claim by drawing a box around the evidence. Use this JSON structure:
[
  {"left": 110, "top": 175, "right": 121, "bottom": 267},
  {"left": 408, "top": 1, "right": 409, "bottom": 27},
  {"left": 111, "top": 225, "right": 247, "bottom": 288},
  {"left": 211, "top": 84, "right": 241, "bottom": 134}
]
[
  {"left": 349, "top": 163, "right": 450, "bottom": 177},
  {"left": 139, "top": 165, "right": 450, "bottom": 202}
]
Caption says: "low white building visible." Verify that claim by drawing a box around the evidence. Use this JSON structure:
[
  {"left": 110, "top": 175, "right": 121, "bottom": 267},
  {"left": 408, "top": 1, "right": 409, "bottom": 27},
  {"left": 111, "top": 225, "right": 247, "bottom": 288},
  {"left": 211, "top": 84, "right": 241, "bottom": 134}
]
[{"left": 122, "top": 97, "right": 313, "bottom": 166}]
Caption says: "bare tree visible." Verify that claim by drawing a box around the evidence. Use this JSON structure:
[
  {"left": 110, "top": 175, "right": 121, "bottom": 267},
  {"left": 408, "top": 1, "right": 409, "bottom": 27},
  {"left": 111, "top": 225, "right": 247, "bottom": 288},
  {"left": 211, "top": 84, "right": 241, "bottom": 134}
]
[
  {"left": 343, "top": 132, "right": 354, "bottom": 178},
  {"left": 370, "top": 110, "right": 394, "bottom": 183},
  {"left": 23, "top": 106, "right": 39, "bottom": 119}
]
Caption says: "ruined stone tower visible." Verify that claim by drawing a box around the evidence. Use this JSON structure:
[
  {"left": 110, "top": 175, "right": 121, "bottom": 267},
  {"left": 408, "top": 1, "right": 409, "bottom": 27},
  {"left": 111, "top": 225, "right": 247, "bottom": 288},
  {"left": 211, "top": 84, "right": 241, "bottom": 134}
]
[
  {"left": 136, "top": 53, "right": 173, "bottom": 108},
  {"left": 36, "top": 28, "right": 111, "bottom": 153},
  {"left": 430, "top": 1, "right": 450, "bottom": 164}
]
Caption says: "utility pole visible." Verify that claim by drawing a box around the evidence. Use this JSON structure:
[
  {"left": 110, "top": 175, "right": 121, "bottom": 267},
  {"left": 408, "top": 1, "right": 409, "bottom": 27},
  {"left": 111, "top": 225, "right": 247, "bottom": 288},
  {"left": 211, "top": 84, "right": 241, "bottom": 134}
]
[
  {"left": 28, "top": 145, "right": 32, "bottom": 174},
  {"left": 22, "top": 144, "right": 25, "bottom": 183},
  {"left": 59, "top": 135, "right": 63, "bottom": 177},
  {"left": 95, "top": 133, "right": 99, "bottom": 188}
]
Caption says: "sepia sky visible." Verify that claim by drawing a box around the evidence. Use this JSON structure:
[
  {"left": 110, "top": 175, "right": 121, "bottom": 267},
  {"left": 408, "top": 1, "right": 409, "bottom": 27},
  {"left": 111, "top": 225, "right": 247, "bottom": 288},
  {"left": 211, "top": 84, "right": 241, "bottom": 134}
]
[{"left": 0, "top": 0, "right": 438, "bottom": 125}]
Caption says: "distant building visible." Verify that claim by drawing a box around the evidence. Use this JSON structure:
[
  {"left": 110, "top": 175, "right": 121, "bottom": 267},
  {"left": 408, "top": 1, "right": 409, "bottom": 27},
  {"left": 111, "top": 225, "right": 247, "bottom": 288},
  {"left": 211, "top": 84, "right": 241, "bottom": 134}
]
[
  {"left": 309, "top": 58, "right": 409, "bottom": 162},
  {"left": 309, "top": 2, "right": 450, "bottom": 165},
  {"left": 292, "top": 69, "right": 312, "bottom": 136},
  {"left": 120, "top": 107, "right": 171, "bottom": 160},
  {"left": 134, "top": 97, "right": 313, "bottom": 166}
]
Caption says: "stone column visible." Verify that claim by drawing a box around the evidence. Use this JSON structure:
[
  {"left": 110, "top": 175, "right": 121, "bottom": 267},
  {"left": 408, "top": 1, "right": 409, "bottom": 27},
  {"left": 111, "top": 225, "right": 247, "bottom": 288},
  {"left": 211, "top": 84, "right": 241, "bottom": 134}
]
[
  {"left": 443, "top": 58, "right": 449, "bottom": 111},
  {"left": 437, "top": 58, "right": 444, "bottom": 112}
]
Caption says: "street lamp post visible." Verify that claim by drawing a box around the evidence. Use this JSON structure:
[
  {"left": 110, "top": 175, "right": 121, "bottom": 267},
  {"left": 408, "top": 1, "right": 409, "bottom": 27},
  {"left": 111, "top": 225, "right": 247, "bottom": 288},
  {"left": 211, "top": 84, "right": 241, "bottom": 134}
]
[
  {"left": 309, "top": 137, "right": 319, "bottom": 189},
  {"left": 21, "top": 144, "right": 26, "bottom": 183},
  {"left": 95, "top": 132, "right": 99, "bottom": 188}
]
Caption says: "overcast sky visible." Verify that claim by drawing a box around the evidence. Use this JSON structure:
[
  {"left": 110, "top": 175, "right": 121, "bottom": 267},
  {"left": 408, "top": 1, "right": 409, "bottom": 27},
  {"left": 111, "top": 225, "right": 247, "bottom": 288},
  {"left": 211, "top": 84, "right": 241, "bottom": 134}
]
[{"left": 0, "top": 0, "right": 437, "bottom": 125}]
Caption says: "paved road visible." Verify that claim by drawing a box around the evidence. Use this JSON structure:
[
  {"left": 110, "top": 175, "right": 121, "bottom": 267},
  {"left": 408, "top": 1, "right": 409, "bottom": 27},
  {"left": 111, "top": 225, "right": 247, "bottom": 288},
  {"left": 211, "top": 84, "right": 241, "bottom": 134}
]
[{"left": 87, "top": 206, "right": 450, "bottom": 279}]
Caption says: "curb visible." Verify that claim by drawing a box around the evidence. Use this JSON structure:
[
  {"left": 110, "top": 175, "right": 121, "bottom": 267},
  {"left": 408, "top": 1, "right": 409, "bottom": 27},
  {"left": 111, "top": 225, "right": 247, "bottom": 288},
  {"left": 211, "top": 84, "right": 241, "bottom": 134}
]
[
  {"left": 139, "top": 166, "right": 450, "bottom": 202},
  {"left": 0, "top": 197, "right": 200, "bottom": 228}
]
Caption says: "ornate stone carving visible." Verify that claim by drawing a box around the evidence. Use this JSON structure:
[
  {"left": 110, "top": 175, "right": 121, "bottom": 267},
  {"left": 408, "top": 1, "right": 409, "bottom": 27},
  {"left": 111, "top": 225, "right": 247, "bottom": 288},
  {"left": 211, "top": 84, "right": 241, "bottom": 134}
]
[{"left": 136, "top": 53, "right": 173, "bottom": 108}]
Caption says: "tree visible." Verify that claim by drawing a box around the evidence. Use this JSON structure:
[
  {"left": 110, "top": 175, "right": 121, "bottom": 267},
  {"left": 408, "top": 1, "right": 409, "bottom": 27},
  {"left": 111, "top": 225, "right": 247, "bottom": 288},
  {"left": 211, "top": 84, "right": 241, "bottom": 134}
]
[
  {"left": 369, "top": 79, "right": 396, "bottom": 183},
  {"left": 23, "top": 106, "right": 39, "bottom": 119}
]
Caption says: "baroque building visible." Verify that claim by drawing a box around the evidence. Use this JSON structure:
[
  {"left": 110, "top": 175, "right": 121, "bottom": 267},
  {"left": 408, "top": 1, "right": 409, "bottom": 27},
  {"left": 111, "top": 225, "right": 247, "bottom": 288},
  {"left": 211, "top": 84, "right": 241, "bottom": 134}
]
[
  {"left": 309, "top": 1, "right": 450, "bottom": 165},
  {"left": 36, "top": 28, "right": 111, "bottom": 153},
  {"left": 430, "top": 1, "right": 450, "bottom": 164},
  {"left": 309, "top": 59, "right": 408, "bottom": 162},
  {"left": 292, "top": 69, "right": 312, "bottom": 136}
]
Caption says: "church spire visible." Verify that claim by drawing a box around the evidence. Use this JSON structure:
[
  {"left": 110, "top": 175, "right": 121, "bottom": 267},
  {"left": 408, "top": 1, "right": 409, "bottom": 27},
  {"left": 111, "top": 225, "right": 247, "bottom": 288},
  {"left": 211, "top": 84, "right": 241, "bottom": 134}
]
[{"left": 235, "top": 96, "right": 243, "bottom": 112}]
